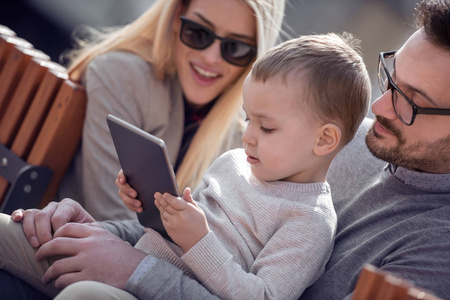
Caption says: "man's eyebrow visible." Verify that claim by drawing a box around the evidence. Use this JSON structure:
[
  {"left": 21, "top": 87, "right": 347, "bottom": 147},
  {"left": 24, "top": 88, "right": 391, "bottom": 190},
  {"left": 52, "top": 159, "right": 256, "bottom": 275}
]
[
  {"left": 193, "top": 12, "right": 255, "bottom": 43},
  {"left": 404, "top": 83, "right": 439, "bottom": 106},
  {"left": 393, "top": 57, "right": 439, "bottom": 106}
]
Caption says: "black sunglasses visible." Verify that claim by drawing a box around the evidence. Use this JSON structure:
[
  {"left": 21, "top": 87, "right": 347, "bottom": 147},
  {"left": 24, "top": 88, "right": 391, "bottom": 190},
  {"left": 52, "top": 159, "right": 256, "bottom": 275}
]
[
  {"left": 378, "top": 50, "right": 450, "bottom": 126},
  {"left": 179, "top": 16, "right": 257, "bottom": 67}
]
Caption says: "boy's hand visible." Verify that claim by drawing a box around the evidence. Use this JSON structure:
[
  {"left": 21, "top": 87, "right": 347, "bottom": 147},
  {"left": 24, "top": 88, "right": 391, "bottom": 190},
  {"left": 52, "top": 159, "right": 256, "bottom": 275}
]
[
  {"left": 115, "top": 169, "right": 142, "bottom": 213},
  {"left": 155, "top": 188, "right": 210, "bottom": 253}
]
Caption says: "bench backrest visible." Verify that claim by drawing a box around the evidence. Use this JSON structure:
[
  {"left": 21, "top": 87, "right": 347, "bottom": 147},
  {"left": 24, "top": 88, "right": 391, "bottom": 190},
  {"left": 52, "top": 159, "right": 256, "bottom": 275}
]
[
  {"left": 351, "top": 264, "right": 443, "bottom": 300},
  {"left": 0, "top": 26, "right": 86, "bottom": 213}
]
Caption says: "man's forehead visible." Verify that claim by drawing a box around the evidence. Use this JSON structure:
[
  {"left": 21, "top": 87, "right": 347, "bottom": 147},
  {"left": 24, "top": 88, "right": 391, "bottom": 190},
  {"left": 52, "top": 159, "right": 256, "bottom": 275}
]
[{"left": 396, "top": 28, "right": 450, "bottom": 107}]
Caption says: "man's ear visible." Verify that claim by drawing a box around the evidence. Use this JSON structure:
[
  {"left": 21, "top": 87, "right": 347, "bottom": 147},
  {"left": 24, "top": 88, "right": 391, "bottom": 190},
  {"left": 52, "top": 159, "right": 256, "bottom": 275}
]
[{"left": 313, "top": 123, "right": 341, "bottom": 156}]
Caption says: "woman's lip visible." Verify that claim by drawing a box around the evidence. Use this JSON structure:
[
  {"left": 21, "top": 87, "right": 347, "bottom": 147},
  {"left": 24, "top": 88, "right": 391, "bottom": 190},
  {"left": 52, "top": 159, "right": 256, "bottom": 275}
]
[
  {"left": 190, "top": 63, "right": 221, "bottom": 86},
  {"left": 374, "top": 120, "right": 395, "bottom": 136}
]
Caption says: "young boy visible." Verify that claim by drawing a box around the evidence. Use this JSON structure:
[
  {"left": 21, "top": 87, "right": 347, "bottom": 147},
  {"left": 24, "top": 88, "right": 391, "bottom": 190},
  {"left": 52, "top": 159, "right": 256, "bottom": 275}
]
[{"left": 116, "top": 33, "right": 371, "bottom": 299}]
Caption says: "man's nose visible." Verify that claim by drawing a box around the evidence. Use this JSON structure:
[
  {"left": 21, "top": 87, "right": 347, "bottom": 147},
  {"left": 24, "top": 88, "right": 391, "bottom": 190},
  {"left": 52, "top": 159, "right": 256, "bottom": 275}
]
[{"left": 371, "top": 89, "right": 398, "bottom": 120}]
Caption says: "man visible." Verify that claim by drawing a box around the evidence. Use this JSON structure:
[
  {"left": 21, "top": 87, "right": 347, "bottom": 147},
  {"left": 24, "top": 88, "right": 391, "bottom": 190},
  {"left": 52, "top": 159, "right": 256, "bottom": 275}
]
[
  {"left": 302, "top": 0, "right": 450, "bottom": 297},
  {"left": 0, "top": 0, "right": 449, "bottom": 299}
]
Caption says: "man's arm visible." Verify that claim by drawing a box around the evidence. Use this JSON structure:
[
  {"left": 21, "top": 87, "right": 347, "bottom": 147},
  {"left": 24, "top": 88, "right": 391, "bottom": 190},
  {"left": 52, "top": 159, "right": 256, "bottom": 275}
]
[
  {"left": 100, "top": 219, "right": 145, "bottom": 245},
  {"left": 11, "top": 199, "right": 218, "bottom": 298},
  {"left": 125, "top": 256, "right": 219, "bottom": 300}
]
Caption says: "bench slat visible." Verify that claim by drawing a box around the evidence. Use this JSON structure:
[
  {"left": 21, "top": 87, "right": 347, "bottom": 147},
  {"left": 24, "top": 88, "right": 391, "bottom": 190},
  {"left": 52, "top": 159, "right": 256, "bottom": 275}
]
[
  {"left": 0, "top": 46, "right": 48, "bottom": 121},
  {"left": 0, "top": 57, "right": 49, "bottom": 146},
  {"left": 27, "top": 80, "right": 86, "bottom": 207},
  {"left": 11, "top": 67, "right": 68, "bottom": 159}
]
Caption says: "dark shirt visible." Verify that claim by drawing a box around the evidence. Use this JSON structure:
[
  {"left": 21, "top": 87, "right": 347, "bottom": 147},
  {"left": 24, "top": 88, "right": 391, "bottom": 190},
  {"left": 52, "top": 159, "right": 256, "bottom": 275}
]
[{"left": 174, "top": 97, "right": 217, "bottom": 172}]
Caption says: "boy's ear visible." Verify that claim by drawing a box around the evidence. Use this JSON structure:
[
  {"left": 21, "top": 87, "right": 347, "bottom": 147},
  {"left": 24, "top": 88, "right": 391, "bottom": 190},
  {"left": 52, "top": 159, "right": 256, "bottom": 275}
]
[{"left": 313, "top": 123, "right": 341, "bottom": 156}]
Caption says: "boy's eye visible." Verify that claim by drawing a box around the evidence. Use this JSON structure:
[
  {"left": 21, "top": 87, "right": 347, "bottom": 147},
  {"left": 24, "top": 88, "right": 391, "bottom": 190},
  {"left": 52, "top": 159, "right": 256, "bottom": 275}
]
[{"left": 261, "top": 126, "right": 274, "bottom": 133}]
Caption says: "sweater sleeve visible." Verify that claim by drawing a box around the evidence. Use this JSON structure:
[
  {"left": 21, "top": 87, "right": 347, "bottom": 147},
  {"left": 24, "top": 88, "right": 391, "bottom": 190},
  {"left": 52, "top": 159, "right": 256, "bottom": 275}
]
[
  {"left": 336, "top": 226, "right": 450, "bottom": 300},
  {"left": 124, "top": 256, "right": 220, "bottom": 300},
  {"left": 99, "top": 220, "right": 145, "bottom": 245},
  {"left": 181, "top": 206, "right": 336, "bottom": 300},
  {"left": 375, "top": 227, "right": 450, "bottom": 299}
]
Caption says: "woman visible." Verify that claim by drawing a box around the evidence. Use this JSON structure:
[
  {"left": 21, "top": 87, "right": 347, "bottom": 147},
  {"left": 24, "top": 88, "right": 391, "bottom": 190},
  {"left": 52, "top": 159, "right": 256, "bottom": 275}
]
[{"left": 58, "top": 0, "right": 286, "bottom": 221}]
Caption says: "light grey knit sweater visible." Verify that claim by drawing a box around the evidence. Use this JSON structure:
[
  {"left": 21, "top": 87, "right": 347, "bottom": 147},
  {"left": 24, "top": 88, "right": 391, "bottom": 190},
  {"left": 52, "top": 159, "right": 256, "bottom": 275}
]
[{"left": 133, "top": 148, "right": 336, "bottom": 300}]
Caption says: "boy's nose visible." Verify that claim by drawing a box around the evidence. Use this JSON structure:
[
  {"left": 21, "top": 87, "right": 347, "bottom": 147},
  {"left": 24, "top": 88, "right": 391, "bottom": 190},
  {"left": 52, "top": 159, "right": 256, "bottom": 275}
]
[{"left": 242, "top": 127, "right": 256, "bottom": 146}]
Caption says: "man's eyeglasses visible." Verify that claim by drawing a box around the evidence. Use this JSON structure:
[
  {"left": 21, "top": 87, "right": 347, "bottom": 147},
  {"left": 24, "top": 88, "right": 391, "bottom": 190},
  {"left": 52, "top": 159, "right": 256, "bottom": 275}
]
[
  {"left": 179, "top": 16, "right": 257, "bottom": 67},
  {"left": 378, "top": 50, "right": 450, "bottom": 125}
]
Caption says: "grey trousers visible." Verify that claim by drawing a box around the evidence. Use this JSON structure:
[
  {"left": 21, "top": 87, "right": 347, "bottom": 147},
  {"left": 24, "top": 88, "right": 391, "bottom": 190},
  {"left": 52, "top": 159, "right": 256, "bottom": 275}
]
[{"left": 0, "top": 213, "right": 137, "bottom": 300}]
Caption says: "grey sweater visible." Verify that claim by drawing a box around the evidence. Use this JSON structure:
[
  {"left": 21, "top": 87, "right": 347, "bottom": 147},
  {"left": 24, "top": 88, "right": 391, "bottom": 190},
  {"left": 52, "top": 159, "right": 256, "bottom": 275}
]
[
  {"left": 301, "top": 164, "right": 450, "bottom": 299},
  {"left": 103, "top": 118, "right": 450, "bottom": 299},
  {"left": 131, "top": 148, "right": 336, "bottom": 300}
]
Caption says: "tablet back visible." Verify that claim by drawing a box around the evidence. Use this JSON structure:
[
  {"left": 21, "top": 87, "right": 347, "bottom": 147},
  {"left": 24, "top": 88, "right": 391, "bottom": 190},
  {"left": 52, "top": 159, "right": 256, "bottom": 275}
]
[{"left": 107, "top": 114, "right": 179, "bottom": 240}]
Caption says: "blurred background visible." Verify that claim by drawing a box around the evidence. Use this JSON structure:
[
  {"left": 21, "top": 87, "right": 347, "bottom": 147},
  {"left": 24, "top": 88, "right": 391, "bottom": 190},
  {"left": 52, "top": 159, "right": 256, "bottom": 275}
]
[{"left": 1, "top": 0, "right": 420, "bottom": 115}]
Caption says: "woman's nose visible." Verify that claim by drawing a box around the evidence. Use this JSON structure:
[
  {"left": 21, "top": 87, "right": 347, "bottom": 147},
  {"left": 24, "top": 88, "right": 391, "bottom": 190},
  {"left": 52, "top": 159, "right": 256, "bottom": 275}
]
[{"left": 201, "top": 39, "right": 223, "bottom": 64}]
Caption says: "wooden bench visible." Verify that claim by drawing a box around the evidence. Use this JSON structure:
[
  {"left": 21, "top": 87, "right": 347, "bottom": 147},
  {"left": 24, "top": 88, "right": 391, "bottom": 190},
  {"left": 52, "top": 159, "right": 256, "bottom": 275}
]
[
  {"left": 0, "top": 25, "right": 86, "bottom": 214},
  {"left": 351, "top": 264, "right": 443, "bottom": 300}
]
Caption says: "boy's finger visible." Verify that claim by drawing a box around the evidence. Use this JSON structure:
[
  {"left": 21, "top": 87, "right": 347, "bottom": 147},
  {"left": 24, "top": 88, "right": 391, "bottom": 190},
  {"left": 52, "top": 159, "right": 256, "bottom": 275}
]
[
  {"left": 155, "top": 196, "right": 167, "bottom": 208},
  {"left": 155, "top": 196, "right": 180, "bottom": 215},
  {"left": 163, "top": 194, "right": 190, "bottom": 211},
  {"left": 182, "top": 187, "right": 194, "bottom": 203},
  {"left": 155, "top": 199, "right": 168, "bottom": 215}
]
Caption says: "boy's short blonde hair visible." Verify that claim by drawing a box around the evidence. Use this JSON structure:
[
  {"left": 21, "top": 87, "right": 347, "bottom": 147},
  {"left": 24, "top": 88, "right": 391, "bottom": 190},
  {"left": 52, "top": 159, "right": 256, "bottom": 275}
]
[{"left": 251, "top": 33, "right": 371, "bottom": 146}]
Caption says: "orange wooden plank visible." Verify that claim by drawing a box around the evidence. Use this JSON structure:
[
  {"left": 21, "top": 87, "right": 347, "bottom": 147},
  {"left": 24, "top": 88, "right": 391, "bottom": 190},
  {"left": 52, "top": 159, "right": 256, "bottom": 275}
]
[
  {"left": 0, "top": 177, "right": 9, "bottom": 206},
  {"left": 27, "top": 80, "right": 86, "bottom": 207},
  {"left": 406, "top": 287, "right": 443, "bottom": 300},
  {"left": 0, "top": 46, "right": 48, "bottom": 121},
  {"left": 11, "top": 65, "right": 68, "bottom": 159},
  {"left": 0, "top": 35, "right": 33, "bottom": 75},
  {"left": 351, "top": 264, "right": 385, "bottom": 300},
  {"left": 0, "top": 57, "right": 48, "bottom": 147},
  {"left": 374, "top": 274, "right": 409, "bottom": 300}
]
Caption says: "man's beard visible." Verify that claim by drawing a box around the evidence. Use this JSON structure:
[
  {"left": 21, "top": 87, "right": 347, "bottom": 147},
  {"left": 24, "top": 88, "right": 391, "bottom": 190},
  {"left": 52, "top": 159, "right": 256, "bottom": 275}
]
[{"left": 365, "top": 116, "right": 450, "bottom": 173}]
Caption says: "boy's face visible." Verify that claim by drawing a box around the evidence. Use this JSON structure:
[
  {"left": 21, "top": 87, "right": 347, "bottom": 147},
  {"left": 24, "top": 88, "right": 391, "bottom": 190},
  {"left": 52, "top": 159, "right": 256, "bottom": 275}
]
[{"left": 242, "top": 74, "right": 323, "bottom": 183}]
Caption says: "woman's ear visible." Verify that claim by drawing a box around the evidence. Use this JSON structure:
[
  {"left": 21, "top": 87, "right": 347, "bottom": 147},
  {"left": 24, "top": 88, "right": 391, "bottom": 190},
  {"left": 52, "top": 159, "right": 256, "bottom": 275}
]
[
  {"left": 173, "top": 1, "right": 185, "bottom": 34},
  {"left": 313, "top": 123, "right": 341, "bottom": 156}
]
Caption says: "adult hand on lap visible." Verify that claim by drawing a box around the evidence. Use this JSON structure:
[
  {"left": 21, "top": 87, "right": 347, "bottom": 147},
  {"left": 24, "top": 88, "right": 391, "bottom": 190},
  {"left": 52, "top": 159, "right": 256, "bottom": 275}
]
[
  {"left": 35, "top": 222, "right": 146, "bottom": 290},
  {"left": 10, "top": 198, "right": 99, "bottom": 247}
]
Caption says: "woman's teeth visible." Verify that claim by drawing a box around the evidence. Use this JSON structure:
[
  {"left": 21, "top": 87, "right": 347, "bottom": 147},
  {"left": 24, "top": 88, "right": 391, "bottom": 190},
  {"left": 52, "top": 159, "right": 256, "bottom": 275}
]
[{"left": 193, "top": 65, "right": 219, "bottom": 78}]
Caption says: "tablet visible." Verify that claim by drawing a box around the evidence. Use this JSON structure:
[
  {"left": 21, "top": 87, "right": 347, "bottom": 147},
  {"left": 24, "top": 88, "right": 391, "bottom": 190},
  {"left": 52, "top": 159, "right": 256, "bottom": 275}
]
[{"left": 107, "top": 114, "right": 179, "bottom": 240}]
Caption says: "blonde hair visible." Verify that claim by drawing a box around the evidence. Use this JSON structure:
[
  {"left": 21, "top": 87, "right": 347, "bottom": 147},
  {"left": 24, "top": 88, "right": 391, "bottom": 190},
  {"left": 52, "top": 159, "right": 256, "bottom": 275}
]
[
  {"left": 66, "top": 0, "right": 286, "bottom": 189},
  {"left": 251, "top": 33, "right": 371, "bottom": 146}
]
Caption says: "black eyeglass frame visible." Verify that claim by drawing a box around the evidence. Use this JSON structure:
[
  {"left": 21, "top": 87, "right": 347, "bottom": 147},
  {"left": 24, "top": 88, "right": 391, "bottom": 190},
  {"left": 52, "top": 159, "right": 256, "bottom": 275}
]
[
  {"left": 378, "top": 50, "right": 450, "bottom": 125},
  {"left": 179, "top": 16, "right": 257, "bottom": 67}
]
